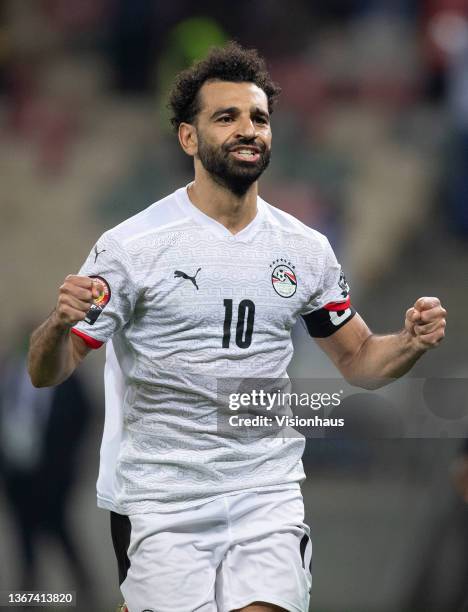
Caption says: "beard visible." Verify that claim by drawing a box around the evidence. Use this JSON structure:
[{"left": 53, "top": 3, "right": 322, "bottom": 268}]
[{"left": 196, "top": 133, "right": 271, "bottom": 196}]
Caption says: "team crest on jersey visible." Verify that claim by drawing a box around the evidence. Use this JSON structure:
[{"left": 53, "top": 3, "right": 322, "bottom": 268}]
[{"left": 270, "top": 259, "right": 297, "bottom": 298}]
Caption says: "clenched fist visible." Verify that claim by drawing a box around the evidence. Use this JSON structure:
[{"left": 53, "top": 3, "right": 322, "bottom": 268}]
[
  {"left": 52, "top": 275, "right": 101, "bottom": 328},
  {"left": 405, "top": 297, "right": 446, "bottom": 350}
]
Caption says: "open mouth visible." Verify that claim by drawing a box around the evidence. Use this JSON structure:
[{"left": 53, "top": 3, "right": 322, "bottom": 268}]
[{"left": 229, "top": 148, "right": 261, "bottom": 163}]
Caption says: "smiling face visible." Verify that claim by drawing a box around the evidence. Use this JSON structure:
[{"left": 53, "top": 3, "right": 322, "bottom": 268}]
[{"left": 180, "top": 80, "right": 273, "bottom": 196}]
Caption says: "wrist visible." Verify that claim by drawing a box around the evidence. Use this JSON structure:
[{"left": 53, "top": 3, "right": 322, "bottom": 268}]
[
  {"left": 49, "top": 309, "right": 74, "bottom": 334},
  {"left": 400, "top": 328, "right": 426, "bottom": 356}
]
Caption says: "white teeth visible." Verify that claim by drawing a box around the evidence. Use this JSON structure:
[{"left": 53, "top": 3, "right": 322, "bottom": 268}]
[{"left": 236, "top": 150, "right": 255, "bottom": 156}]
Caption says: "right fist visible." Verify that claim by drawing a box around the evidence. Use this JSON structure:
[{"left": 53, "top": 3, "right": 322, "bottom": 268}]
[{"left": 53, "top": 275, "right": 100, "bottom": 328}]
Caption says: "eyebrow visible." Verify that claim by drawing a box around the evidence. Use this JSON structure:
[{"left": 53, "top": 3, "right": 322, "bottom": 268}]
[{"left": 209, "top": 106, "right": 270, "bottom": 120}]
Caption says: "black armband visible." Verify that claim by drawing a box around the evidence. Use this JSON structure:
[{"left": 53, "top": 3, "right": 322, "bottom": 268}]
[{"left": 301, "top": 299, "right": 356, "bottom": 338}]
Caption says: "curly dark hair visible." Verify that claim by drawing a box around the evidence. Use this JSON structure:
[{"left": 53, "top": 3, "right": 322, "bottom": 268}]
[{"left": 168, "top": 41, "right": 281, "bottom": 132}]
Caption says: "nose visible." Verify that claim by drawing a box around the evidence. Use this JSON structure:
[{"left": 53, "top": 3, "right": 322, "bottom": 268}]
[{"left": 236, "top": 115, "right": 257, "bottom": 139}]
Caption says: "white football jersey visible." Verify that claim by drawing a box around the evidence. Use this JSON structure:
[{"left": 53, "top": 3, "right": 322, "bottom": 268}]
[{"left": 73, "top": 185, "right": 354, "bottom": 514}]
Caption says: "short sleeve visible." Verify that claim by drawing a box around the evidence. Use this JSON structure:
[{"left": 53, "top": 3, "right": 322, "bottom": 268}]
[
  {"left": 72, "top": 232, "right": 138, "bottom": 348},
  {"left": 301, "top": 238, "right": 355, "bottom": 338}
]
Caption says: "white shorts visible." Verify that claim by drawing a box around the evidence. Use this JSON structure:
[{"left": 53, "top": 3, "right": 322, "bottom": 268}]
[{"left": 121, "top": 488, "right": 312, "bottom": 612}]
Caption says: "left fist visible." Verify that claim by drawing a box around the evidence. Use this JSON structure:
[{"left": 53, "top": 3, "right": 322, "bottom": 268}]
[{"left": 405, "top": 297, "right": 446, "bottom": 350}]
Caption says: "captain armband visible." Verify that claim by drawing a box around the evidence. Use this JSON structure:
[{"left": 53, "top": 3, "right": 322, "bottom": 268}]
[{"left": 301, "top": 297, "right": 356, "bottom": 338}]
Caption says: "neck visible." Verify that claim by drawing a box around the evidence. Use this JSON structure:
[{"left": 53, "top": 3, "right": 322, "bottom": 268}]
[{"left": 188, "top": 166, "right": 259, "bottom": 234}]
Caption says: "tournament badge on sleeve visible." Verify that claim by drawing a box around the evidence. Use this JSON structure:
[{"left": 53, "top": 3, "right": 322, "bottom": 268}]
[{"left": 85, "top": 275, "right": 111, "bottom": 325}]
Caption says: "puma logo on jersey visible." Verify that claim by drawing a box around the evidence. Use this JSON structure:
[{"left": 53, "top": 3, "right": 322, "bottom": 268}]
[
  {"left": 174, "top": 268, "right": 201, "bottom": 290},
  {"left": 94, "top": 245, "right": 107, "bottom": 263}
]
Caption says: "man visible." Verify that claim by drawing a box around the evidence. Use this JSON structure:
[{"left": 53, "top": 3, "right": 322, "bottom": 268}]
[{"left": 28, "top": 43, "right": 446, "bottom": 612}]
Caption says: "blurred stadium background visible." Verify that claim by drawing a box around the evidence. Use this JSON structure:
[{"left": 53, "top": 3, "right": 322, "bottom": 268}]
[{"left": 1, "top": 1, "right": 468, "bottom": 611}]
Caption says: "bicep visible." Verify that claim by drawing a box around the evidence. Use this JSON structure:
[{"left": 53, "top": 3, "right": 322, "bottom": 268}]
[{"left": 314, "top": 313, "right": 371, "bottom": 372}]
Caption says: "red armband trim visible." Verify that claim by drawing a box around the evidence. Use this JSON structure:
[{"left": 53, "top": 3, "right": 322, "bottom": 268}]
[
  {"left": 71, "top": 327, "right": 104, "bottom": 349},
  {"left": 324, "top": 297, "right": 351, "bottom": 312}
]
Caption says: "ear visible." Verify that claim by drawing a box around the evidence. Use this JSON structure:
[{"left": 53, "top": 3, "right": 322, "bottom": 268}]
[{"left": 178, "top": 122, "right": 198, "bottom": 156}]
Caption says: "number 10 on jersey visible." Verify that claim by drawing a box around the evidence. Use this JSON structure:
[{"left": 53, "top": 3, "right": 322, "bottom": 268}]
[{"left": 222, "top": 299, "right": 255, "bottom": 349}]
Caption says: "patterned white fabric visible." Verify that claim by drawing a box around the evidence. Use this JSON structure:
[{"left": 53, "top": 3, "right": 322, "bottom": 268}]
[{"left": 74, "top": 185, "right": 348, "bottom": 513}]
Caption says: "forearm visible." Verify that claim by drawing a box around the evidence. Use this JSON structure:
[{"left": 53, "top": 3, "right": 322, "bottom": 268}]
[
  {"left": 28, "top": 311, "right": 77, "bottom": 387},
  {"left": 341, "top": 330, "right": 424, "bottom": 389},
  {"left": 317, "top": 298, "right": 446, "bottom": 390}
]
